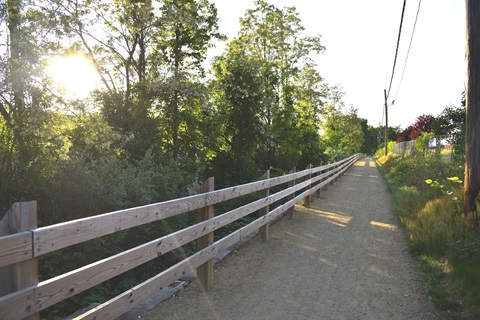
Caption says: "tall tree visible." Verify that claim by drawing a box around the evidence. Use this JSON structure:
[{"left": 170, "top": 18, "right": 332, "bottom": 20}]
[
  {"left": 321, "top": 86, "right": 363, "bottom": 160},
  {"left": 39, "top": 0, "right": 161, "bottom": 158},
  {"left": 409, "top": 114, "right": 435, "bottom": 140},
  {"left": 44, "top": 0, "right": 223, "bottom": 161},
  {"left": 208, "top": 40, "right": 263, "bottom": 186},
  {"left": 0, "top": 0, "right": 61, "bottom": 208},
  {"left": 235, "top": 0, "right": 325, "bottom": 169},
  {"left": 432, "top": 97, "right": 465, "bottom": 160},
  {"left": 360, "top": 119, "right": 377, "bottom": 155},
  {"left": 155, "top": 0, "right": 223, "bottom": 160},
  {"left": 292, "top": 63, "right": 327, "bottom": 168}
]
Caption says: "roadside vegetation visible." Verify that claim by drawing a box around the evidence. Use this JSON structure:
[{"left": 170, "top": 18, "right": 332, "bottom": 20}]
[{"left": 376, "top": 153, "right": 480, "bottom": 319}]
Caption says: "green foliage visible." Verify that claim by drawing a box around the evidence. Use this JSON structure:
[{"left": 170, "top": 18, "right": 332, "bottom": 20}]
[
  {"left": 233, "top": 0, "right": 326, "bottom": 170},
  {"left": 432, "top": 99, "right": 466, "bottom": 162},
  {"left": 426, "top": 176, "right": 463, "bottom": 199},
  {"left": 321, "top": 88, "right": 364, "bottom": 161},
  {"left": 40, "top": 150, "right": 191, "bottom": 225},
  {"left": 415, "top": 132, "right": 434, "bottom": 157},
  {"left": 418, "top": 256, "right": 463, "bottom": 312},
  {"left": 207, "top": 43, "right": 263, "bottom": 186},
  {"left": 360, "top": 119, "right": 378, "bottom": 155},
  {"left": 377, "top": 154, "right": 480, "bottom": 318}
]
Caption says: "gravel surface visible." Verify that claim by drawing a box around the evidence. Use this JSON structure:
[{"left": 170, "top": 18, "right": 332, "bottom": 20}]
[{"left": 144, "top": 158, "right": 441, "bottom": 320}]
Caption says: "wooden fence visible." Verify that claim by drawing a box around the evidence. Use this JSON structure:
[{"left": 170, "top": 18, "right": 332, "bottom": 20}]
[{"left": 0, "top": 154, "right": 362, "bottom": 319}]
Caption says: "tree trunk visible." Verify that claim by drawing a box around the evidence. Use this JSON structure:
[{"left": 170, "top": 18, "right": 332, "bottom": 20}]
[
  {"left": 464, "top": 0, "right": 480, "bottom": 218},
  {"left": 172, "top": 26, "right": 181, "bottom": 160}
]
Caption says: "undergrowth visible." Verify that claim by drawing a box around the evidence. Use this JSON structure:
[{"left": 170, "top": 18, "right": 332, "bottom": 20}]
[{"left": 376, "top": 154, "right": 480, "bottom": 319}]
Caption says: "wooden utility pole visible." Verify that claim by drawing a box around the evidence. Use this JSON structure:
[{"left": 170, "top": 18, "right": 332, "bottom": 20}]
[
  {"left": 384, "top": 89, "right": 389, "bottom": 156},
  {"left": 464, "top": 0, "right": 480, "bottom": 218}
]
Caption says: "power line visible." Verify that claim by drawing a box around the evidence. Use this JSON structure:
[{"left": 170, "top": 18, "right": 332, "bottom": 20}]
[
  {"left": 394, "top": 0, "right": 422, "bottom": 101},
  {"left": 386, "top": 0, "right": 407, "bottom": 100}
]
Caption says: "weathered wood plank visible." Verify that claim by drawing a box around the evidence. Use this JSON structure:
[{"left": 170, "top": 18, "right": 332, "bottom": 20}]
[
  {"left": 204, "top": 179, "right": 269, "bottom": 206},
  {"left": 0, "top": 286, "right": 36, "bottom": 319},
  {"left": 33, "top": 194, "right": 207, "bottom": 256},
  {"left": 0, "top": 232, "right": 32, "bottom": 267}
]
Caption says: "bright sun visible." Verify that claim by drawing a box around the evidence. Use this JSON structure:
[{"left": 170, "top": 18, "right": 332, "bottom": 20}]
[{"left": 48, "top": 55, "right": 98, "bottom": 98}]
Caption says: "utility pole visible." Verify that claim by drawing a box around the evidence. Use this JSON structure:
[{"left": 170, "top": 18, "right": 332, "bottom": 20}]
[
  {"left": 384, "top": 89, "right": 388, "bottom": 156},
  {"left": 464, "top": 0, "right": 480, "bottom": 218}
]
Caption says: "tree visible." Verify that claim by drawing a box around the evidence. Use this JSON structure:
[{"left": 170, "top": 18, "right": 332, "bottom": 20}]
[
  {"left": 321, "top": 86, "right": 363, "bottom": 160},
  {"left": 207, "top": 41, "right": 263, "bottom": 186},
  {"left": 409, "top": 114, "right": 436, "bottom": 140},
  {"left": 360, "top": 119, "right": 377, "bottom": 155},
  {"left": 432, "top": 97, "right": 465, "bottom": 160},
  {"left": 39, "top": 0, "right": 161, "bottom": 158},
  {"left": 293, "top": 63, "right": 327, "bottom": 168},
  {"left": 396, "top": 115, "right": 435, "bottom": 142},
  {"left": 397, "top": 125, "right": 413, "bottom": 142},
  {"left": 154, "top": 0, "right": 224, "bottom": 160},
  {"left": 0, "top": 0, "right": 64, "bottom": 211},
  {"left": 235, "top": 0, "right": 325, "bottom": 169}
]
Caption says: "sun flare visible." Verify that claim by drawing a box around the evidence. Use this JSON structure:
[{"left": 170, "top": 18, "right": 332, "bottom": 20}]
[{"left": 48, "top": 55, "right": 98, "bottom": 98}]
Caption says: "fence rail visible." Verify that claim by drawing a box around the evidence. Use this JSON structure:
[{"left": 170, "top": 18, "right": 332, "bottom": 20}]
[{"left": 0, "top": 154, "right": 362, "bottom": 319}]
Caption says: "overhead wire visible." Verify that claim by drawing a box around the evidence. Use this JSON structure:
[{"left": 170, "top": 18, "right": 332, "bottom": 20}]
[
  {"left": 386, "top": 0, "right": 407, "bottom": 100},
  {"left": 393, "top": 0, "right": 422, "bottom": 102}
]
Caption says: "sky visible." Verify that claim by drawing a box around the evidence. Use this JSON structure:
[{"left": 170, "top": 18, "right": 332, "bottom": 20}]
[{"left": 207, "top": 0, "right": 466, "bottom": 130}]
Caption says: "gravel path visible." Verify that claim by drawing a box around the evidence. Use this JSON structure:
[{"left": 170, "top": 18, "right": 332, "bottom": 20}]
[{"left": 144, "top": 158, "right": 440, "bottom": 320}]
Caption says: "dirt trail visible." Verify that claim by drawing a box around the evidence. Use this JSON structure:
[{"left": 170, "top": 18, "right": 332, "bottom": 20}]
[{"left": 144, "top": 158, "right": 440, "bottom": 320}]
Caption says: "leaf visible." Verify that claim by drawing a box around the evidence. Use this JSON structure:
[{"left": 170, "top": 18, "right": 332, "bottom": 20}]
[
  {"left": 425, "top": 179, "right": 433, "bottom": 184},
  {"left": 447, "top": 176, "right": 459, "bottom": 181},
  {"left": 431, "top": 181, "right": 441, "bottom": 188}
]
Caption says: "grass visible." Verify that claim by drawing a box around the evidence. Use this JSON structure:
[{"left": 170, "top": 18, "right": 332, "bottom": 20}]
[
  {"left": 376, "top": 154, "right": 480, "bottom": 319},
  {"left": 419, "top": 255, "right": 462, "bottom": 313}
]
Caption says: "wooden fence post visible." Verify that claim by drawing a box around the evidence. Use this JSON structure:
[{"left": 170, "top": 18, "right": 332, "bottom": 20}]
[
  {"left": 330, "top": 161, "right": 335, "bottom": 186},
  {"left": 304, "top": 164, "right": 312, "bottom": 208},
  {"left": 288, "top": 167, "right": 296, "bottom": 219},
  {"left": 197, "top": 177, "right": 214, "bottom": 292},
  {"left": 316, "top": 162, "right": 322, "bottom": 197},
  {"left": 0, "top": 201, "right": 39, "bottom": 320},
  {"left": 325, "top": 162, "right": 330, "bottom": 190},
  {"left": 258, "top": 170, "right": 270, "bottom": 241},
  {"left": 335, "top": 162, "right": 339, "bottom": 182}
]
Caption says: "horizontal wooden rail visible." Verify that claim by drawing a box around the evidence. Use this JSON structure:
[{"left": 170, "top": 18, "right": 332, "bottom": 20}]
[{"left": 0, "top": 154, "right": 363, "bottom": 319}]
